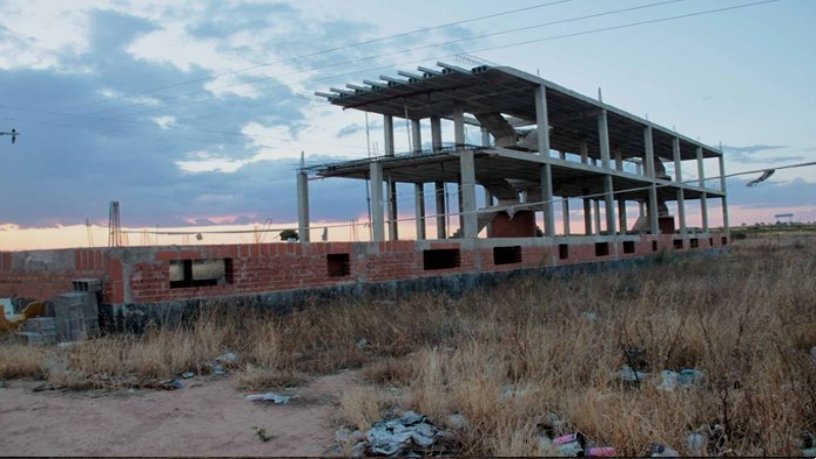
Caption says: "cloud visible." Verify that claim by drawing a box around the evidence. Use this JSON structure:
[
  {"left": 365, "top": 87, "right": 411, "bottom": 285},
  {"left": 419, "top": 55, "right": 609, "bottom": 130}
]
[
  {"left": 727, "top": 176, "right": 816, "bottom": 209},
  {"left": 722, "top": 144, "right": 787, "bottom": 155}
]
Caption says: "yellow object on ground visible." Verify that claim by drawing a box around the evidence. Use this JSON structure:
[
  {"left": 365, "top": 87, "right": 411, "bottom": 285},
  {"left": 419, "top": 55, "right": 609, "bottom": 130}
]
[{"left": 0, "top": 300, "right": 44, "bottom": 330}]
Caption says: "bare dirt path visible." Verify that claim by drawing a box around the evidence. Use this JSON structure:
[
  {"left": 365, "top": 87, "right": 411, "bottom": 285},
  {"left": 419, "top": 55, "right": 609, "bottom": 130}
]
[{"left": 0, "top": 370, "right": 359, "bottom": 456}]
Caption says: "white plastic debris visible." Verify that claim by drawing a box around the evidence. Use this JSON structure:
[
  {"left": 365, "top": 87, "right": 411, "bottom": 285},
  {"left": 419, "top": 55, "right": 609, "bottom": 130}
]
[
  {"left": 616, "top": 365, "right": 648, "bottom": 383},
  {"left": 217, "top": 351, "right": 238, "bottom": 363},
  {"left": 446, "top": 414, "right": 468, "bottom": 430},
  {"left": 687, "top": 432, "right": 706, "bottom": 452},
  {"left": 246, "top": 392, "right": 291, "bottom": 404},
  {"left": 810, "top": 347, "right": 816, "bottom": 364},
  {"left": 364, "top": 410, "right": 444, "bottom": 456},
  {"left": 656, "top": 369, "right": 705, "bottom": 391},
  {"left": 802, "top": 447, "right": 816, "bottom": 457}
]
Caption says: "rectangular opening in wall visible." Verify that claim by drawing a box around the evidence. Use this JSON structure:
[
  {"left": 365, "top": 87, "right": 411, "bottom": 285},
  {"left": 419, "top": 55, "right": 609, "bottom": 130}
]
[
  {"left": 709, "top": 237, "right": 714, "bottom": 247},
  {"left": 690, "top": 238, "right": 699, "bottom": 248},
  {"left": 595, "top": 242, "right": 609, "bottom": 257},
  {"left": 327, "top": 253, "right": 351, "bottom": 277},
  {"left": 652, "top": 240, "right": 658, "bottom": 252},
  {"left": 423, "top": 249, "right": 460, "bottom": 270},
  {"left": 623, "top": 240, "right": 635, "bottom": 254},
  {"left": 559, "top": 244, "right": 569, "bottom": 260},
  {"left": 493, "top": 246, "right": 522, "bottom": 265},
  {"left": 721, "top": 236, "right": 728, "bottom": 246},
  {"left": 673, "top": 239, "right": 684, "bottom": 250},
  {"left": 170, "top": 258, "right": 233, "bottom": 289}
]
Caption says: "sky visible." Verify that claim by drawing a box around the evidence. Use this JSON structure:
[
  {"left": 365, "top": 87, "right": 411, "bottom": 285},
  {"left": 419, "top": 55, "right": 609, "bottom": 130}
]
[{"left": 0, "top": 0, "right": 813, "bottom": 250}]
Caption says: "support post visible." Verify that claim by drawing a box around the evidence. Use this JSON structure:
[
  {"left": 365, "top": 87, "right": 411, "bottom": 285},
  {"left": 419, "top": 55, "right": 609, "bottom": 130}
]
[
  {"left": 580, "top": 140, "right": 592, "bottom": 235},
  {"left": 431, "top": 116, "right": 446, "bottom": 239},
  {"left": 460, "top": 149, "right": 478, "bottom": 239},
  {"left": 560, "top": 151, "right": 570, "bottom": 235},
  {"left": 453, "top": 106, "right": 465, "bottom": 231},
  {"left": 412, "top": 119, "right": 425, "bottom": 240},
  {"left": 593, "top": 200, "right": 601, "bottom": 236},
  {"left": 369, "top": 161, "right": 384, "bottom": 242},
  {"left": 697, "top": 145, "right": 709, "bottom": 232},
  {"left": 644, "top": 126, "right": 659, "bottom": 235},
  {"left": 535, "top": 85, "right": 555, "bottom": 236},
  {"left": 719, "top": 153, "right": 729, "bottom": 236},
  {"left": 598, "top": 110, "right": 615, "bottom": 234},
  {"left": 482, "top": 127, "right": 493, "bottom": 207},
  {"left": 673, "top": 137, "right": 686, "bottom": 236},
  {"left": 297, "top": 169, "right": 309, "bottom": 243},
  {"left": 383, "top": 115, "right": 397, "bottom": 240}
]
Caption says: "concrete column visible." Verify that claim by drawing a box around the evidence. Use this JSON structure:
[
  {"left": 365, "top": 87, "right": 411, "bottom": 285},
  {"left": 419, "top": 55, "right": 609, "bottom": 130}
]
[
  {"left": 297, "top": 170, "right": 310, "bottom": 243},
  {"left": 535, "top": 85, "right": 555, "bottom": 236},
  {"left": 460, "top": 149, "right": 478, "bottom": 239},
  {"left": 482, "top": 127, "right": 492, "bottom": 207},
  {"left": 697, "top": 146, "right": 709, "bottom": 232},
  {"left": 673, "top": 137, "right": 686, "bottom": 235},
  {"left": 369, "top": 161, "right": 385, "bottom": 242},
  {"left": 383, "top": 115, "right": 397, "bottom": 240},
  {"left": 580, "top": 139, "right": 592, "bottom": 235},
  {"left": 412, "top": 119, "right": 425, "bottom": 240},
  {"left": 593, "top": 200, "right": 601, "bottom": 235},
  {"left": 453, "top": 106, "right": 465, "bottom": 231},
  {"left": 598, "top": 109, "right": 615, "bottom": 234},
  {"left": 719, "top": 154, "right": 729, "bottom": 236},
  {"left": 431, "top": 117, "right": 446, "bottom": 239},
  {"left": 644, "top": 126, "right": 659, "bottom": 235},
  {"left": 636, "top": 162, "right": 646, "bottom": 217},
  {"left": 559, "top": 151, "right": 570, "bottom": 235},
  {"left": 618, "top": 200, "right": 627, "bottom": 234}
]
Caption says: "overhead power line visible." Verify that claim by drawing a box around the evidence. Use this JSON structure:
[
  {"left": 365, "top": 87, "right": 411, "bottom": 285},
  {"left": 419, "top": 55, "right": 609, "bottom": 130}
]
[
  {"left": 0, "top": 0, "right": 784, "bottom": 149},
  {"left": 66, "top": 0, "right": 574, "bottom": 114}
]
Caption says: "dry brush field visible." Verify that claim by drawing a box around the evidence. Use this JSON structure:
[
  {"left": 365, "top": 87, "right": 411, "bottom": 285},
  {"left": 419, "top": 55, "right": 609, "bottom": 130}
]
[{"left": 2, "top": 233, "right": 816, "bottom": 456}]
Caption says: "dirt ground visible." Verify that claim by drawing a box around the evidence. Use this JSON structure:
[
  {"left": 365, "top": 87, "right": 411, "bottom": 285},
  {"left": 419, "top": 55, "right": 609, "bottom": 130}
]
[{"left": 0, "top": 370, "right": 360, "bottom": 456}]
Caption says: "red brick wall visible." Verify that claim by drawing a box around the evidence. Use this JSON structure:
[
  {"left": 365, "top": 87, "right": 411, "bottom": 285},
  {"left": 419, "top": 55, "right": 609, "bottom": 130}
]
[
  {"left": 489, "top": 211, "right": 537, "bottom": 238},
  {"left": 0, "top": 233, "right": 729, "bottom": 306}
]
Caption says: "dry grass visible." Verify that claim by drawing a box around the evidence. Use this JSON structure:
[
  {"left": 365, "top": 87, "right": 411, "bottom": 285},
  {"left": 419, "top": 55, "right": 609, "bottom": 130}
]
[{"left": 2, "top": 233, "right": 815, "bottom": 455}]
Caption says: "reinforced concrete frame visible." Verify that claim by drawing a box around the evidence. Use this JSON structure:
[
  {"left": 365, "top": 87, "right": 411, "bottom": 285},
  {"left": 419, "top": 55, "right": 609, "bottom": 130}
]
[{"left": 305, "top": 62, "right": 727, "bottom": 246}]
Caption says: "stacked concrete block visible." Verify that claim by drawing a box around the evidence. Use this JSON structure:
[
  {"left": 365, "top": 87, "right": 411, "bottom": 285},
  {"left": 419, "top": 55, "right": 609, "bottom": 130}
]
[
  {"left": 53, "top": 291, "right": 99, "bottom": 342},
  {"left": 16, "top": 317, "right": 57, "bottom": 345}
]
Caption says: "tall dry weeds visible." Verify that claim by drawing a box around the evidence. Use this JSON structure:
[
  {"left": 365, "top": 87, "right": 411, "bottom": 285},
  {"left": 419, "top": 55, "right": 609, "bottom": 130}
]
[{"left": 2, "top": 233, "right": 815, "bottom": 455}]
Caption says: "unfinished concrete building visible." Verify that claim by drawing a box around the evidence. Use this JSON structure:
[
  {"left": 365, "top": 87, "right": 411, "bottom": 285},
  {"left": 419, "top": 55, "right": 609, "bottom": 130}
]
[{"left": 0, "top": 63, "right": 728, "bottom": 324}]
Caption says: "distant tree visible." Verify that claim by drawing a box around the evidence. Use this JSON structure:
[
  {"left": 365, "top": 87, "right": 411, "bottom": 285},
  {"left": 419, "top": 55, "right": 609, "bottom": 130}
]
[{"left": 279, "top": 229, "right": 298, "bottom": 241}]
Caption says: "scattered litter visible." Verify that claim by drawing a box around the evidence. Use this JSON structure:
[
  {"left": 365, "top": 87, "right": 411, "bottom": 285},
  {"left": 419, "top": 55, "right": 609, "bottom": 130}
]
[
  {"left": 57, "top": 341, "right": 77, "bottom": 349},
  {"left": 649, "top": 443, "right": 679, "bottom": 457},
  {"left": 656, "top": 369, "right": 705, "bottom": 391},
  {"left": 159, "top": 378, "right": 184, "bottom": 390},
  {"left": 212, "top": 363, "right": 226, "bottom": 376},
  {"left": 587, "top": 446, "right": 616, "bottom": 457},
  {"left": 357, "top": 338, "right": 369, "bottom": 348},
  {"left": 803, "top": 447, "right": 816, "bottom": 457},
  {"left": 554, "top": 433, "right": 585, "bottom": 457},
  {"left": 253, "top": 425, "right": 274, "bottom": 442},
  {"left": 810, "top": 347, "right": 816, "bottom": 364},
  {"left": 537, "top": 435, "right": 555, "bottom": 455},
  {"left": 446, "top": 414, "right": 468, "bottom": 430},
  {"left": 217, "top": 351, "right": 238, "bottom": 364},
  {"left": 687, "top": 431, "right": 706, "bottom": 452},
  {"left": 615, "top": 365, "right": 648, "bottom": 383},
  {"left": 500, "top": 384, "right": 529, "bottom": 399},
  {"left": 582, "top": 311, "right": 599, "bottom": 322},
  {"left": 32, "top": 383, "right": 56, "bottom": 392},
  {"left": 181, "top": 371, "right": 195, "bottom": 379},
  {"left": 354, "top": 410, "right": 450, "bottom": 456},
  {"left": 246, "top": 392, "right": 291, "bottom": 404}
]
